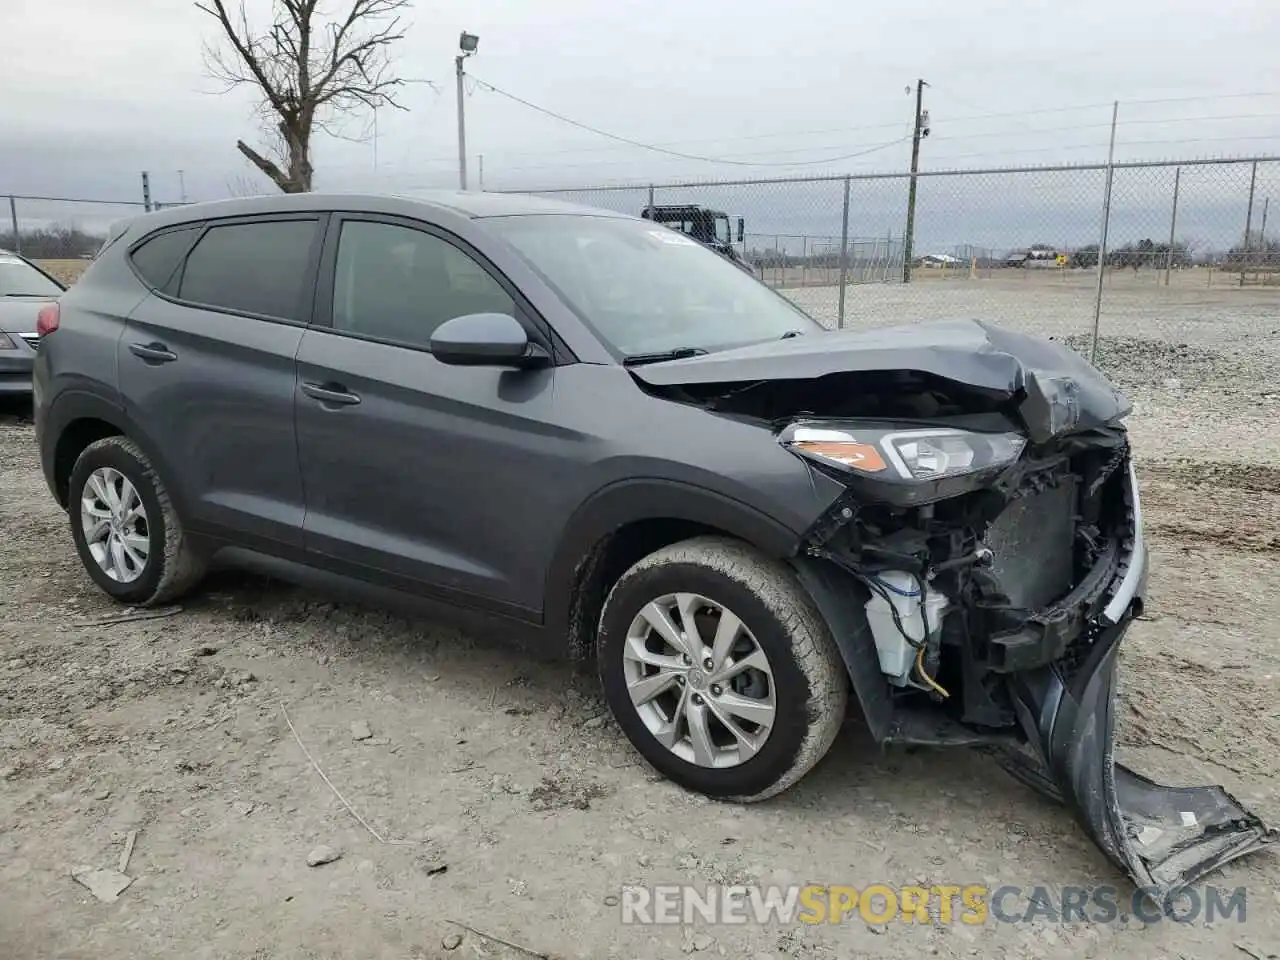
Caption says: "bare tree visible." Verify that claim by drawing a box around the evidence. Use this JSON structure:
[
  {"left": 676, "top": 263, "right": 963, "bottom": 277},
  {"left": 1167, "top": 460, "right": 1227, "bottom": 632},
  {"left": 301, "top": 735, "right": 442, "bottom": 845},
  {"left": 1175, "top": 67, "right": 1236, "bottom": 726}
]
[{"left": 197, "top": 0, "right": 411, "bottom": 193}]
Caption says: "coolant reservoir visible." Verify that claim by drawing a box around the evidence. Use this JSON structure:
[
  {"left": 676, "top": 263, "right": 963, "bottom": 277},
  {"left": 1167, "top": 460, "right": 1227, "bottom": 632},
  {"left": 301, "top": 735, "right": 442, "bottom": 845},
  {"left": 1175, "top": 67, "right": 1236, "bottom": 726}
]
[{"left": 864, "top": 572, "right": 947, "bottom": 687}]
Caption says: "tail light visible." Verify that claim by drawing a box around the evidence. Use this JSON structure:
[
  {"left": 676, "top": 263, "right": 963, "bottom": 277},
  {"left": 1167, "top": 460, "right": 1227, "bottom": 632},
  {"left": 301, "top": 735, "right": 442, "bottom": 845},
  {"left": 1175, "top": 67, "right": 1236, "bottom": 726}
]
[{"left": 36, "top": 302, "right": 60, "bottom": 337}]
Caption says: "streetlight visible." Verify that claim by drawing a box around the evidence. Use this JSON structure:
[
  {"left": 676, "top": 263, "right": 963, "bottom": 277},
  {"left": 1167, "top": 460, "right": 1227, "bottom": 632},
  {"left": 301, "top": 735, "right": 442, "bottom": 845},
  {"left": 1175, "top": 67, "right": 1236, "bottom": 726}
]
[{"left": 456, "top": 31, "right": 479, "bottom": 189}]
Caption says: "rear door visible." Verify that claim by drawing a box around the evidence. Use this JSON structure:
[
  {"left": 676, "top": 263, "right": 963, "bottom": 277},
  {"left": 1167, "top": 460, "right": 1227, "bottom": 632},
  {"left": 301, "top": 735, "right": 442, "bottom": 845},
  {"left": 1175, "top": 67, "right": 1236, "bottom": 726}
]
[
  {"left": 294, "top": 214, "right": 574, "bottom": 616},
  {"left": 118, "top": 215, "right": 324, "bottom": 547}
]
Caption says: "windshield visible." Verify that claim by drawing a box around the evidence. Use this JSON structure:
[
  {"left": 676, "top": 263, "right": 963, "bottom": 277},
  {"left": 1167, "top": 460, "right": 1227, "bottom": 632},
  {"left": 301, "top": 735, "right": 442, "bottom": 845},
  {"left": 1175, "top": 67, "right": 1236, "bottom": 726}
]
[
  {"left": 713, "top": 216, "right": 731, "bottom": 245},
  {"left": 485, "top": 215, "right": 818, "bottom": 356},
  {"left": 0, "top": 254, "right": 63, "bottom": 297}
]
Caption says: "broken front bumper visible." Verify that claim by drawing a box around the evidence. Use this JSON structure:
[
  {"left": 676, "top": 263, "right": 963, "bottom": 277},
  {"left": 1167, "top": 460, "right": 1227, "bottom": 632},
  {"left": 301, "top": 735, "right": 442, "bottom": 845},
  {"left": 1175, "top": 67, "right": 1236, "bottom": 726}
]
[{"left": 1004, "top": 464, "right": 1276, "bottom": 901}]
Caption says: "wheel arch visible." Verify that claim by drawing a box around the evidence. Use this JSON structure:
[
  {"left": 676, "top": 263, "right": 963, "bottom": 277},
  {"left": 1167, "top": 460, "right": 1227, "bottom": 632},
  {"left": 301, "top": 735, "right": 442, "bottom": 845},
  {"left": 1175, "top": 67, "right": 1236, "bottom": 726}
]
[
  {"left": 44, "top": 392, "right": 186, "bottom": 516},
  {"left": 543, "top": 478, "right": 805, "bottom": 661}
]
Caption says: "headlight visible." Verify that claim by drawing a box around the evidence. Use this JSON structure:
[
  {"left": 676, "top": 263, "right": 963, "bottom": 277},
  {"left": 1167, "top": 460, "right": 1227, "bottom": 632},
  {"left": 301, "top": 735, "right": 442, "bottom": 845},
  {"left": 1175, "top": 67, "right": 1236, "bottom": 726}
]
[
  {"left": 780, "top": 423, "right": 1027, "bottom": 503},
  {"left": 0, "top": 332, "right": 16, "bottom": 350}
]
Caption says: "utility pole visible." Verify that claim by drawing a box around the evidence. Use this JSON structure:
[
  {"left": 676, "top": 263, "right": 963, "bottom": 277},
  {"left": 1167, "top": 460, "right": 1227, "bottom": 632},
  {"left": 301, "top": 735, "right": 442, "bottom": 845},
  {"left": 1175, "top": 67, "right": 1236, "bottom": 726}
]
[
  {"left": 9, "top": 196, "right": 20, "bottom": 254},
  {"left": 1264, "top": 197, "right": 1272, "bottom": 273},
  {"left": 455, "top": 32, "right": 479, "bottom": 190},
  {"left": 902, "top": 79, "right": 929, "bottom": 284},
  {"left": 1089, "top": 101, "right": 1119, "bottom": 362},
  {"left": 1164, "top": 166, "right": 1180, "bottom": 287},
  {"left": 1241, "top": 159, "right": 1258, "bottom": 287},
  {"left": 479, "top": 154, "right": 484, "bottom": 191},
  {"left": 455, "top": 54, "right": 468, "bottom": 189},
  {"left": 178, "top": 169, "right": 187, "bottom": 203}
]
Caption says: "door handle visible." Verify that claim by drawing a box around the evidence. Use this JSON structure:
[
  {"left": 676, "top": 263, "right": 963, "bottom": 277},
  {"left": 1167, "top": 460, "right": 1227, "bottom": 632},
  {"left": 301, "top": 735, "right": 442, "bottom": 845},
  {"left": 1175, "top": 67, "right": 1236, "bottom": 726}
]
[
  {"left": 301, "top": 381, "right": 361, "bottom": 406},
  {"left": 128, "top": 341, "right": 178, "bottom": 363}
]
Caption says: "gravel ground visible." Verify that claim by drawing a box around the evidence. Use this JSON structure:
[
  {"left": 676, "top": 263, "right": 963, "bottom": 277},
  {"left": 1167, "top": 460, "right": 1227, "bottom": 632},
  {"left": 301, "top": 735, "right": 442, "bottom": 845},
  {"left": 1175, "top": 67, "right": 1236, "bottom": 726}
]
[{"left": 2, "top": 286, "right": 1279, "bottom": 958}]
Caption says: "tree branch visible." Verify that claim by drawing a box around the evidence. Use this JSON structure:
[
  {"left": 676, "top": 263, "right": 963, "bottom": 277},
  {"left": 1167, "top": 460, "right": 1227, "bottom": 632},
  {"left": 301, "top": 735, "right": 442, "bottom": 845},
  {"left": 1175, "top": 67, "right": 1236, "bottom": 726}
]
[{"left": 236, "top": 140, "right": 292, "bottom": 193}]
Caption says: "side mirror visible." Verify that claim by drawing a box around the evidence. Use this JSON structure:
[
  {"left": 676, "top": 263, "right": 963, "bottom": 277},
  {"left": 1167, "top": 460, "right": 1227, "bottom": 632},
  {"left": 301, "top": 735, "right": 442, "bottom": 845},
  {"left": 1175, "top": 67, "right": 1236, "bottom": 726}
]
[
  {"left": 429, "top": 313, "right": 549, "bottom": 368},
  {"left": 737, "top": 217, "right": 745, "bottom": 243}
]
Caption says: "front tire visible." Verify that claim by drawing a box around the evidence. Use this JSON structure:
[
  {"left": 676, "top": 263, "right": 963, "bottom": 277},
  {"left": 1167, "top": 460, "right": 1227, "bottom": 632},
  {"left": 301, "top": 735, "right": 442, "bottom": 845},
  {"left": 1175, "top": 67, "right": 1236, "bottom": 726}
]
[
  {"left": 68, "top": 436, "right": 205, "bottom": 607},
  {"left": 597, "top": 536, "right": 847, "bottom": 802}
]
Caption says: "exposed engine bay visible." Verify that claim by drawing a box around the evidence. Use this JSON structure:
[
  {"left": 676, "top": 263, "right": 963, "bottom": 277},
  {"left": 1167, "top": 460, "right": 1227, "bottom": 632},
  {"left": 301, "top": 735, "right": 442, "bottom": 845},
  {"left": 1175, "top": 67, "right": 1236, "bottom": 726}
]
[{"left": 797, "top": 423, "right": 1134, "bottom": 732}]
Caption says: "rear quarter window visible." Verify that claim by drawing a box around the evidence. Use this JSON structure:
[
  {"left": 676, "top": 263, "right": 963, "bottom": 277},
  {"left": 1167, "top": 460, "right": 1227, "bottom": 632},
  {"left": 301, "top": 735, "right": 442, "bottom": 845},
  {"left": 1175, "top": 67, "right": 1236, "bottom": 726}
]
[
  {"left": 128, "top": 227, "right": 202, "bottom": 294},
  {"left": 177, "top": 219, "right": 319, "bottom": 321}
]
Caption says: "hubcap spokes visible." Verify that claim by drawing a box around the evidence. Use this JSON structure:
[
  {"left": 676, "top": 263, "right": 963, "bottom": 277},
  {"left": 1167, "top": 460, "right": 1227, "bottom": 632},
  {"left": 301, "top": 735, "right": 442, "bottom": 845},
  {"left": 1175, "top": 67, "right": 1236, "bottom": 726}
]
[
  {"left": 622, "top": 592, "right": 776, "bottom": 768},
  {"left": 81, "top": 467, "right": 150, "bottom": 583}
]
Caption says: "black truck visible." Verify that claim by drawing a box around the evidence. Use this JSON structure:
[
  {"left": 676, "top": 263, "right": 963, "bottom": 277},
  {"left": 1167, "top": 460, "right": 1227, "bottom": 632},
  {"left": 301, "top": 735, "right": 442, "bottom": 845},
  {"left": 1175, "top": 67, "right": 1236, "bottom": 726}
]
[{"left": 640, "top": 204, "right": 754, "bottom": 273}]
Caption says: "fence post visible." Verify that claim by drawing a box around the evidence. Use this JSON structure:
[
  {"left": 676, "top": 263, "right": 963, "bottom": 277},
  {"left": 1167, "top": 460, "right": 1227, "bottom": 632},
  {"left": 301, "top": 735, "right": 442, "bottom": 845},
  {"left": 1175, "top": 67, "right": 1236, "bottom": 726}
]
[
  {"left": 837, "top": 176, "right": 851, "bottom": 329},
  {"left": 1164, "top": 167, "right": 1181, "bottom": 286},
  {"left": 1240, "top": 160, "right": 1258, "bottom": 288},
  {"left": 8, "top": 196, "right": 19, "bottom": 254},
  {"left": 801, "top": 236, "right": 808, "bottom": 287},
  {"left": 647, "top": 183, "right": 654, "bottom": 214},
  {"left": 1089, "top": 102, "right": 1119, "bottom": 364},
  {"left": 141, "top": 171, "right": 152, "bottom": 213}
]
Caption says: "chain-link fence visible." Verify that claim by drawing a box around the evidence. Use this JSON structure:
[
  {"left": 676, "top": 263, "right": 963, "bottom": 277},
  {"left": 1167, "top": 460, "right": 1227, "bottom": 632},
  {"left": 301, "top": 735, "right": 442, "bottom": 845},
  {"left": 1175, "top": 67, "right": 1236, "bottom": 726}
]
[
  {"left": 9, "top": 156, "right": 1278, "bottom": 357},
  {"left": 514, "top": 156, "right": 1280, "bottom": 358},
  {"left": 2, "top": 181, "right": 190, "bottom": 279}
]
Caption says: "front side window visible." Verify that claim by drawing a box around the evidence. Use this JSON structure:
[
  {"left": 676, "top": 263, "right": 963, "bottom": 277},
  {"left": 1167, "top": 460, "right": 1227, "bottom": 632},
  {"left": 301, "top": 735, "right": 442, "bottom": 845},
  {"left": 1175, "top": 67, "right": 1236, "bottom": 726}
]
[
  {"left": 178, "top": 219, "right": 318, "bottom": 321},
  {"left": 331, "top": 220, "right": 515, "bottom": 349},
  {"left": 486, "top": 215, "right": 818, "bottom": 357}
]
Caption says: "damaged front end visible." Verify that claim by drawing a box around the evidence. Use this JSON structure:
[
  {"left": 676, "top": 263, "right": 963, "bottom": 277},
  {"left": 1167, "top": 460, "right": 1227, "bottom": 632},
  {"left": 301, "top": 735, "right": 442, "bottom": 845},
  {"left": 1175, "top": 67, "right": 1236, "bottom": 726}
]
[
  {"left": 632, "top": 321, "right": 1276, "bottom": 899},
  {"left": 787, "top": 427, "right": 1273, "bottom": 901}
]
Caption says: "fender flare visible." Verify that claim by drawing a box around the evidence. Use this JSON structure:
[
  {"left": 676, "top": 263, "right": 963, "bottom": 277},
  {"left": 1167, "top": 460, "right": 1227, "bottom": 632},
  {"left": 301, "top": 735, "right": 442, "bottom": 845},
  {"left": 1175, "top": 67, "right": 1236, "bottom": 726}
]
[
  {"left": 542, "top": 477, "right": 804, "bottom": 642},
  {"left": 43, "top": 390, "right": 188, "bottom": 516}
]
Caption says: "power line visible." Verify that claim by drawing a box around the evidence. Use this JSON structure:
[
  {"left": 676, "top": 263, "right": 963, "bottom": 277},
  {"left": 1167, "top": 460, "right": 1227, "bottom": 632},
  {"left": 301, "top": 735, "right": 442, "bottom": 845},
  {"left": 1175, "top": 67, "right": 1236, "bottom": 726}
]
[
  {"left": 468, "top": 75, "right": 911, "bottom": 167},
  {"left": 319, "top": 89, "right": 1280, "bottom": 175},
  {"left": 922, "top": 132, "right": 1280, "bottom": 166}
]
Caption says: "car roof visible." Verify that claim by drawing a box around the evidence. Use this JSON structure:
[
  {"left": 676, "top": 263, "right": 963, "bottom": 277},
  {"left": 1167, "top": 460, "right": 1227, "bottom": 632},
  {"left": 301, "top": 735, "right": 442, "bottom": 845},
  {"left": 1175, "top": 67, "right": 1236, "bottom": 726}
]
[{"left": 126, "top": 190, "right": 629, "bottom": 235}]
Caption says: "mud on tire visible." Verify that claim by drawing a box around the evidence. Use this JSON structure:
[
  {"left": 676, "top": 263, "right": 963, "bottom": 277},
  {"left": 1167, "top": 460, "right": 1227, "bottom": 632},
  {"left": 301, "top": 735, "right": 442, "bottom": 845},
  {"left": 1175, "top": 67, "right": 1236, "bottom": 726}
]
[
  {"left": 67, "top": 436, "right": 206, "bottom": 607},
  {"left": 597, "top": 535, "right": 848, "bottom": 802}
]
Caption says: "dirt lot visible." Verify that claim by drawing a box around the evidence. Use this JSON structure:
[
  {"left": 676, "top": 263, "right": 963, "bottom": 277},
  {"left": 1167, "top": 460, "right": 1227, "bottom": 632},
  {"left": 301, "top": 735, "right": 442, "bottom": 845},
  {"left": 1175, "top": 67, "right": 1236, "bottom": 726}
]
[
  {"left": 2, "top": 284, "right": 1279, "bottom": 958},
  {"left": 33, "top": 260, "right": 90, "bottom": 287}
]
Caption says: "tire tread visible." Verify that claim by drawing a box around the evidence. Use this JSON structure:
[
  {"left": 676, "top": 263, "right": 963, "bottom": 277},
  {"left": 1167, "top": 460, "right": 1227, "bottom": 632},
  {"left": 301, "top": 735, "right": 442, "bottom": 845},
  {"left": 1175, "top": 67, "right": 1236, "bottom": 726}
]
[
  {"left": 604, "top": 535, "right": 847, "bottom": 802},
  {"left": 72, "top": 436, "right": 204, "bottom": 606}
]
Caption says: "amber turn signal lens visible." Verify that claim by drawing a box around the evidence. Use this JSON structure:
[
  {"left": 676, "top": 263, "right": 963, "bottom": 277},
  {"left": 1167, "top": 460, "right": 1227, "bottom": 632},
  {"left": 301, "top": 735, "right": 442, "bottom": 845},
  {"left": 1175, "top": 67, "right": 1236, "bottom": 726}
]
[{"left": 791, "top": 440, "right": 888, "bottom": 472}]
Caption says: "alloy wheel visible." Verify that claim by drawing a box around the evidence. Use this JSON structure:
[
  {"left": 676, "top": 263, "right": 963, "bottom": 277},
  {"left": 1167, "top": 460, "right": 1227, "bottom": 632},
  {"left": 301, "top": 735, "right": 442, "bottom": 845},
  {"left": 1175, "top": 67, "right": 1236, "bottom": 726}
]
[
  {"left": 622, "top": 592, "right": 776, "bottom": 768},
  {"left": 81, "top": 467, "right": 150, "bottom": 583}
]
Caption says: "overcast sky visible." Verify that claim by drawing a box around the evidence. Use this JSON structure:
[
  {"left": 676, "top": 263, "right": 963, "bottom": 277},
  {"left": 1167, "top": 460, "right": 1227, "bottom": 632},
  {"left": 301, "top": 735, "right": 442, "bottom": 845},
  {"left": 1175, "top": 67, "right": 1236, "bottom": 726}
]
[{"left": 4, "top": 0, "right": 1280, "bottom": 223}]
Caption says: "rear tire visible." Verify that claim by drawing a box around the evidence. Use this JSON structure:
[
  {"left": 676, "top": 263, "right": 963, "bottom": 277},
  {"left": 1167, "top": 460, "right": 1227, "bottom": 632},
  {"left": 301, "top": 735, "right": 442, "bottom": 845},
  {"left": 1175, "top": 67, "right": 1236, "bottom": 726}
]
[
  {"left": 68, "top": 436, "right": 205, "bottom": 607},
  {"left": 597, "top": 536, "right": 847, "bottom": 802}
]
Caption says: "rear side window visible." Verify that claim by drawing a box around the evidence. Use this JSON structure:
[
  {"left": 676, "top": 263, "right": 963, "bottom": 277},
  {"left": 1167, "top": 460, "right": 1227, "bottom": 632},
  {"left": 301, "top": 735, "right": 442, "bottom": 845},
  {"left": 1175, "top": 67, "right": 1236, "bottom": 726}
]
[
  {"left": 178, "top": 219, "right": 318, "bottom": 321},
  {"left": 129, "top": 227, "right": 200, "bottom": 293}
]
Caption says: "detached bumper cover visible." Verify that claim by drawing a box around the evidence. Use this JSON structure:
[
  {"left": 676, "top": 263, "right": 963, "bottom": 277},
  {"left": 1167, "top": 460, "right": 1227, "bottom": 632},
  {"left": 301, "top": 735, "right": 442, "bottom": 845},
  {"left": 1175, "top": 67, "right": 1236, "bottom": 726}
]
[{"left": 1006, "top": 467, "right": 1276, "bottom": 899}]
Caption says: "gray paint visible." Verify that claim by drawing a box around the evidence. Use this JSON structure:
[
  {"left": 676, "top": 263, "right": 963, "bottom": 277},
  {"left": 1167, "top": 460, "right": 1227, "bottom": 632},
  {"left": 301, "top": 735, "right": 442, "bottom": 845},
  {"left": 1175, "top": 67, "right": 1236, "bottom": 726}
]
[
  {"left": 630, "top": 317, "right": 1132, "bottom": 443},
  {"left": 36, "top": 191, "right": 842, "bottom": 619}
]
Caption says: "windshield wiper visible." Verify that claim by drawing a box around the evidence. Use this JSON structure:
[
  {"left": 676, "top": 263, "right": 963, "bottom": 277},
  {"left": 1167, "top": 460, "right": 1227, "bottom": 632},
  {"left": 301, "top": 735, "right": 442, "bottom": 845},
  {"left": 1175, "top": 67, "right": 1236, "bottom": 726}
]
[
  {"left": 3, "top": 293, "right": 55, "bottom": 298},
  {"left": 779, "top": 330, "right": 805, "bottom": 339},
  {"left": 621, "top": 346, "right": 709, "bottom": 366}
]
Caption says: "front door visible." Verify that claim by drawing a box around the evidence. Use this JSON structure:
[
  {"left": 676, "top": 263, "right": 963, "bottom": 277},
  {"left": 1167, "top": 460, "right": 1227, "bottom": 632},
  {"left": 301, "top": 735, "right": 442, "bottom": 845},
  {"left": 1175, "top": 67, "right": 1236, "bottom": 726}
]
[{"left": 293, "top": 216, "right": 580, "bottom": 617}]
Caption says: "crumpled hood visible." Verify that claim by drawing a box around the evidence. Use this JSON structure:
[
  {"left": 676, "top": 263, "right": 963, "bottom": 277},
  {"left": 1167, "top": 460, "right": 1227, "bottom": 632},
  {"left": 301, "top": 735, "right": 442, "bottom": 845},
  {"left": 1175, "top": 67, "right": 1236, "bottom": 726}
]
[{"left": 630, "top": 319, "right": 1131, "bottom": 443}]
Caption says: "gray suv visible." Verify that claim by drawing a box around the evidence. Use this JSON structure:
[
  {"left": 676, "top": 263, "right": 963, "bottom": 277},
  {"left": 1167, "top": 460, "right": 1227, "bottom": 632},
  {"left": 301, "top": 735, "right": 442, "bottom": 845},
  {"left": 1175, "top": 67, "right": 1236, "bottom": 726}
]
[{"left": 33, "top": 191, "right": 1273, "bottom": 898}]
